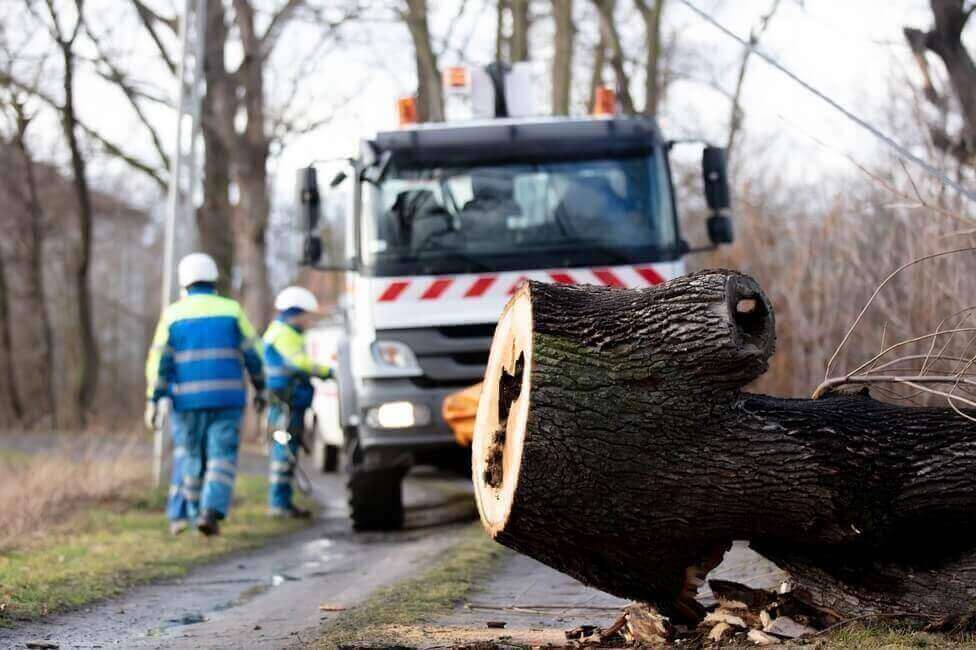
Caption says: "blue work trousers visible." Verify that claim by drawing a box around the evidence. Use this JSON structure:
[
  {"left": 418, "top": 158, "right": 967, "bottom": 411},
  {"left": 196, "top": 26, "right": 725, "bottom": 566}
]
[
  {"left": 167, "top": 408, "right": 243, "bottom": 522},
  {"left": 268, "top": 404, "right": 304, "bottom": 511}
]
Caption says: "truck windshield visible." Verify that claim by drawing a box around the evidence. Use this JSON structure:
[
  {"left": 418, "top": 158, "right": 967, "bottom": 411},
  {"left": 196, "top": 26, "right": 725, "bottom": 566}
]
[{"left": 362, "top": 152, "right": 678, "bottom": 276}]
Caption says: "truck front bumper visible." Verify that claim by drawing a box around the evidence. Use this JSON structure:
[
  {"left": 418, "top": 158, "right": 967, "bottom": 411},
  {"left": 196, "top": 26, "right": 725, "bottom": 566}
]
[{"left": 356, "top": 378, "right": 463, "bottom": 451}]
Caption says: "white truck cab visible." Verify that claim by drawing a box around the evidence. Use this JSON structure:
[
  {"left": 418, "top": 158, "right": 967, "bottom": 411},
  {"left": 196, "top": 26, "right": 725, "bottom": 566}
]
[{"left": 299, "top": 77, "right": 733, "bottom": 531}]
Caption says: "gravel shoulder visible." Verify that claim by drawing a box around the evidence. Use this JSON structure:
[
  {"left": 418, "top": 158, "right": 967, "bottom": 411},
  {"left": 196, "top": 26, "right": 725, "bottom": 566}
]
[{"left": 0, "top": 468, "right": 477, "bottom": 649}]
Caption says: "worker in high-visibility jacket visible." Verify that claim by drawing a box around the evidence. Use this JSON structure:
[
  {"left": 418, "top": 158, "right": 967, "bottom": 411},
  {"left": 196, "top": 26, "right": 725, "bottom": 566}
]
[
  {"left": 145, "top": 253, "right": 267, "bottom": 536},
  {"left": 263, "top": 286, "right": 332, "bottom": 517}
]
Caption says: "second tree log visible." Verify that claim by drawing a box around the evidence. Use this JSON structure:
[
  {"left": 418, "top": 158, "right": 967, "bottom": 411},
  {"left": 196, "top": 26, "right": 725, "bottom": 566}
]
[{"left": 472, "top": 270, "right": 976, "bottom": 622}]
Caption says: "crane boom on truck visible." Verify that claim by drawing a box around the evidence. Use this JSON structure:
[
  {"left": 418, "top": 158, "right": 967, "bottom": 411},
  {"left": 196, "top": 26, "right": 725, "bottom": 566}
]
[{"left": 298, "top": 63, "right": 734, "bottom": 531}]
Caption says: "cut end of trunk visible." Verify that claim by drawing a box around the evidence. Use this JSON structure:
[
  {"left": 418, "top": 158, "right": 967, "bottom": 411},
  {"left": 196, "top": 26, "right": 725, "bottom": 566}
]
[{"left": 473, "top": 284, "right": 533, "bottom": 537}]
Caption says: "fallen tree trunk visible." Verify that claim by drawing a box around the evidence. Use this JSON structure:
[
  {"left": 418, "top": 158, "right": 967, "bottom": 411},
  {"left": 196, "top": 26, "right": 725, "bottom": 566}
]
[{"left": 472, "top": 269, "right": 976, "bottom": 622}]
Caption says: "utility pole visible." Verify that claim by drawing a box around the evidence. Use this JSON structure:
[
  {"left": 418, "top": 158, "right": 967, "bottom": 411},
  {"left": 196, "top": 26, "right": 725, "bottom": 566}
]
[{"left": 156, "top": 0, "right": 207, "bottom": 488}]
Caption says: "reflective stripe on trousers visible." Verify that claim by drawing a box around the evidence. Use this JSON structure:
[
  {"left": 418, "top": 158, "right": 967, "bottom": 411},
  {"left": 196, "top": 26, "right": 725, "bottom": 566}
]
[{"left": 170, "top": 407, "right": 243, "bottom": 520}]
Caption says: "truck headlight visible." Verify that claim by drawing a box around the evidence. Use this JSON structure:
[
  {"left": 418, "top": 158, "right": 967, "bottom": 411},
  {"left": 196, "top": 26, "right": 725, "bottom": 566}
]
[
  {"left": 366, "top": 401, "right": 431, "bottom": 429},
  {"left": 371, "top": 340, "right": 419, "bottom": 369}
]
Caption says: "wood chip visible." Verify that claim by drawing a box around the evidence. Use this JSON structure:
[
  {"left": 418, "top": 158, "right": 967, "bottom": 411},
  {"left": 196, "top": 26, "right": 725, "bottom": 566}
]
[
  {"left": 709, "top": 622, "right": 733, "bottom": 642},
  {"left": 318, "top": 604, "right": 347, "bottom": 612},
  {"left": 747, "top": 629, "right": 779, "bottom": 646},
  {"left": 622, "top": 604, "right": 672, "bottom": 644},
  {"left": 764, "top": 615, "right": 816, "bottom": 639},
  {"left": 704, "top": 610, "right": 747, "bottom": 628}
]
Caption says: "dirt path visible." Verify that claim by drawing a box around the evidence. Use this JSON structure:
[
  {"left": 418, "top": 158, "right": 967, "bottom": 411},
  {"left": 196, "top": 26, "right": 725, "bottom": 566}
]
[
  {"left": 394, "top": 541, "right": 787, "bottom": 647},
  {"left": 0, "top": 467, "right": 476, "bottom": 649}
]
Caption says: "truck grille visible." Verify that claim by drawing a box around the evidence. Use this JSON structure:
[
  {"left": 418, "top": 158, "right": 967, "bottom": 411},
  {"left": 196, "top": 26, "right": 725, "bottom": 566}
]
[{"left": 378, "top": 325, "right": 494, "bottom": 388}]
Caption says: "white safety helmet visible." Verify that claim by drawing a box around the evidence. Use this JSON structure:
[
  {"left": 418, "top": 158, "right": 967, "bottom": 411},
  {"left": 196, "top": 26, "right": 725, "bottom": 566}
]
[
  {"left": 177, "top": 253, "right": 219, "bottom": 288},
  {"left": 275, "top": 286, "right": 320, "bottom": 313}
]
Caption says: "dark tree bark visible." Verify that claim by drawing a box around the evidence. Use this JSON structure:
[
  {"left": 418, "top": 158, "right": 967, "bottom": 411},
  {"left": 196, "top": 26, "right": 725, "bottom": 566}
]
[
  {"left": 905, "top": 0, "right": 976, "bottom": 160},
  {"left": 510, "top": 0, "right": 530, "bottom": 63},
  {"left": 402, "top": 0, "right": 444, "bottom": 122},
  {"left": 229, "top": 0, "right": 274, "bottom": 322},
  {"left": 633, "top": 0, "right": 665, "bottom": 117},
  {"left": 474, "top": 270, "right": 976, "bottom": 623},
  {"left": 587, "top": 26, "right": 608, "bottom": 114},
  {"left": 198, "top": 0, "right": 235, "bottom": 294},
  {"left": 45, "top": 0, "right": 99, "bottom": 426},
  {"left": 0, "top": 249, "right": 22, "bottom": 421},
  {"left": 7, "top": 107, "right": 57, "bottom": 425},
  {"left": 725, "top": 0, "right": 782, "bottom": 165},
  {"left": 591, "top": 0, "right": 636, "bottom": 115},
  {"left": 551, "top": 0, "right": 574, "bottom": 115}
]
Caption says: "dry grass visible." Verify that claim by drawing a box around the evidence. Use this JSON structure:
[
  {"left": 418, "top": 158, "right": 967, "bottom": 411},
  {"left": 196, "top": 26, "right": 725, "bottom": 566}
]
[
  {"left": 0, "top": 433, "right": 148, "bottom": 551},
  {"left": 699, "top": 172, "right": 976, "bottom": 401}
]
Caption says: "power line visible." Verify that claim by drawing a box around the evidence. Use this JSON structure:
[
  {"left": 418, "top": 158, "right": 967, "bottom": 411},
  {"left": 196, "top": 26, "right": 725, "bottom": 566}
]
[{"left": 677, "top": 0, "right": 976, "bottom": 205}]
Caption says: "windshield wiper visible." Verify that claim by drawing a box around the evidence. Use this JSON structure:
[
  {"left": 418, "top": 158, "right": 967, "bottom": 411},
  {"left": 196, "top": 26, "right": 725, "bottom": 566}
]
[
  {"left": 418, "top": 250, "right": 493, "bottom": 273},
  {"left": 543, "top": 239, "right": 636, "bottom": 265}
]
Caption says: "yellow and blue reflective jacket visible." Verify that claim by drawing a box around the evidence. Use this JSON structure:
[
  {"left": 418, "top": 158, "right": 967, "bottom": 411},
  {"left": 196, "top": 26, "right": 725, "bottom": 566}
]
[
  {"left": 262, "top": 314, "right": 332, "bottom": 410},
  {"left": 145, "top": 285, "right": 265, "bottom": 411}
]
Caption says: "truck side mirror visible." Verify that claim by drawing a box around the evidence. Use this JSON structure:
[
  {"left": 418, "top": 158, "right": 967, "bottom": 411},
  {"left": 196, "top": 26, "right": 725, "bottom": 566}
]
[
  {"left": 297, "top": 166, "right": 322, "bottom": 265},
  {"left": 702, "top": 146, "right": 734, "bottom": 245}
]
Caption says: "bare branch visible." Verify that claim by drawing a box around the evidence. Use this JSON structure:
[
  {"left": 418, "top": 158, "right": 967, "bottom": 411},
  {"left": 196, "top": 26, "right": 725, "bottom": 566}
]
[{"left": 130, "top": 0, "right": 177, "bottom": 74}]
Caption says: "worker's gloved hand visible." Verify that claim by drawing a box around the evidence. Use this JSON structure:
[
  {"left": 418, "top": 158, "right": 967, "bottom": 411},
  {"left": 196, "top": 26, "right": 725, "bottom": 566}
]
[
  {"left": 143, "top": 400, "right": 156, "bottom": 431},
  {"left": 253, "top": 389, "right": 268, "bottom": 415},
  {"left": 144, "top": 398, "right": 170, "bottom": 431}
]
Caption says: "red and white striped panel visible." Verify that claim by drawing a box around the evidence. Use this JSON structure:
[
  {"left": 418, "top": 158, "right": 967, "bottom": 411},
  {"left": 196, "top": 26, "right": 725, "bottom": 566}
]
[{"left": 374, "top": 265, "right": 666, "bottom": 303}]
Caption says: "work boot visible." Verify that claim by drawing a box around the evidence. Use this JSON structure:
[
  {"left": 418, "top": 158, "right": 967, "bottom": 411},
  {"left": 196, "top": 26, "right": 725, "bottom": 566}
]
[
  {"left": 269, "top": 505, "right": 312, "bottom": 519},
  {"left": 196, "top": 509, "right": 221, "bottom": 536},
  {"left": 169, "top": 520, "right": 189, "bottom": 536}
]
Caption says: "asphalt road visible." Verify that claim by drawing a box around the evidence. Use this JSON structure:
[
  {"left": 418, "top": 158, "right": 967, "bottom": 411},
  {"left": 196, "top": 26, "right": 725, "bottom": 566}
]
[{"left": 0, "top": 463, "right": 477, "bottom": 650}]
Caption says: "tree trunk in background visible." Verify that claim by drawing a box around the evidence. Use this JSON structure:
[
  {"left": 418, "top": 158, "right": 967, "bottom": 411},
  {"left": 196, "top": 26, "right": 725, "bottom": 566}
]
[
  {"left": 592, "top": 0, "right": 636, "bottom": 115},
  {"left": 11, "top": 112, "right": 57, "bottom": 426},
  {"left": 0, "top": 251, "right": 23, "bottom": 421},
  {"left": 634, "top": 0, "right": 665, "bottom": 117},
  {"left": 495, "top": 0, "right": 507, "bottom": 62},
  {"left": 474, "top": 271, "right": 976, "bottom": 623},
  {"left": 510, "top": 0, "right": 530, "bottom": 62},
  {"left": 905, "top": 0, "right": 976, "bottom": 158},
  {"left": 198, "top": 0, "right": 235, "bottom": 293},
  {"left": 52, "top": 9, "right": 99, "bottom": 427},
  {"left": 231, "top": 0, "right": 274, "bottom": 324},
  {"left": 551, "top": 0, "right": 574, "bottom": 115},
  {"left": 403, "top": 0, "right": 444, "bottom": 122},
  {"left": 588, "top": 28, "right": 607, "bottom": 113},
  {"left": 726, "top": 0, "right": 781, "bottom": 165}
]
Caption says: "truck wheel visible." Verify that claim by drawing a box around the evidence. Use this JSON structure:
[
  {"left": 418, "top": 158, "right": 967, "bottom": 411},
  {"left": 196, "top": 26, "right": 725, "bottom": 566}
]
[
  {"left": 313, "top": 437, "right": 341, "bottom": 473},
  {"left": 323, "top": 444, "right": 340, "bottom": 472},
  {"left": 344, "top": 435, "right": 405, "bottom": 531}
]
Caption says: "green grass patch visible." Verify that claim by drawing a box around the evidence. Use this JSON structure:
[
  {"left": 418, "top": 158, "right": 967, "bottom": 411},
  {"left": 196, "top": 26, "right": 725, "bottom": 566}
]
[
  {"left": 318, "top": 523, "right": 508, "bottom": 649},
  {"left": 824, "top": 621, "right": 976, "bottom": 648},
  {"left": 0, "top": 475, "right": 312, "bottom": 626}
]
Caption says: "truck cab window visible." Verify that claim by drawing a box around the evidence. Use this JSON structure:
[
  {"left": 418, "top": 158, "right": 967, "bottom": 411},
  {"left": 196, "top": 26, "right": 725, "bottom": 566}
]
[{"left": 363, "top": 151, "right": 678, "bottom": 276}]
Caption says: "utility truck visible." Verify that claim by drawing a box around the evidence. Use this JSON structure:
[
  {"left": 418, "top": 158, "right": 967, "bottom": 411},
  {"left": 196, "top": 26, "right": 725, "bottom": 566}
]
[{"left": 298, "top": 64, "right": 734, "bottom": 531}]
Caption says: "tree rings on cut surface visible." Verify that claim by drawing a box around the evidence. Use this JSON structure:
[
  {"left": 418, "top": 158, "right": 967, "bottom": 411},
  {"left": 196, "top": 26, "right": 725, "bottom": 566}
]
[{"left": 473, "top": 284, "right": 532, "bottom": 537}]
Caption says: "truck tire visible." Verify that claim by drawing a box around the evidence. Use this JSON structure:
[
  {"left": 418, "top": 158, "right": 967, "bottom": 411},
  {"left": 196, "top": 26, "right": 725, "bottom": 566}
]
[
  {"left": 312, "top": 436, "right": 341, "bottom": 473},
  {"left": 344, "top": 434, "right": 405, "bottom": 531},
  {"left": 323, "top": 444, "right": 340, "bottom": 472}
]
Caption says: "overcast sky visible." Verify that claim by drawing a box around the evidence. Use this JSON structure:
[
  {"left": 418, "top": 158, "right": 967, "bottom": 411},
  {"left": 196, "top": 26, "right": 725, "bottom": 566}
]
[{"left": 9, "top": 1, "right": 964, "bottom": 217}]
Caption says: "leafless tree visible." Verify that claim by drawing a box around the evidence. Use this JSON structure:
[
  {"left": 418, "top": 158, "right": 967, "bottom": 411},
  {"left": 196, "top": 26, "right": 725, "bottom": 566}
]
[
  {"left": 36, "top": 0, "right": 99, "bottom": 426},
  {"left": 905, "top": 0, "right": 976, "bottom": 165},
  {"left": 633, "top": 0, "right": 665, "bottom": 117},
  {"left": 551, "top": 0, "right": 574, "bottom": 115},
  {"left": 0, "top": 98, "right": 59, "bottom": 426},
  {"left": 496, "top": 0, "right": 531, "bottom": 63},
  {"left": 592, "top": 0, "right": 637, "bottom": 114},
  {"left": 127, "top": 0, "right": 357, "bottom": 320},
  {"left": 725, "top": 0, "right": 782, "bottom": 164},
  {"left": 401, "top": 0, "right": 445, "bottom": 122}
]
